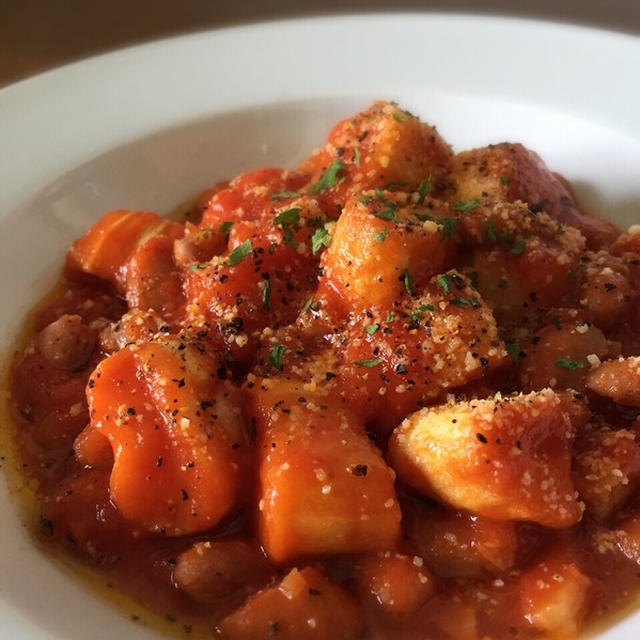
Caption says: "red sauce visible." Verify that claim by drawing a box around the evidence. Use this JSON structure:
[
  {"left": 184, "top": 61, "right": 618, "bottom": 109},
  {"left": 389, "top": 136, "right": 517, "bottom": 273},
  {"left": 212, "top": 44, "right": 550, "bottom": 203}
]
[{"left": 7, "top": 101, "right": 640, "bottom": 639}]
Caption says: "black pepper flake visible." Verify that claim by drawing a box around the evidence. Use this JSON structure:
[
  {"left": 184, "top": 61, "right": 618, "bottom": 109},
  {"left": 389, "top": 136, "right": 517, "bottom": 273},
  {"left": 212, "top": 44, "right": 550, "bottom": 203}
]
[
  {"left": 200, "top": 400, "right": 214, "bottom": 410},
  {"left": 127, "top": 407, "right": 136, "bottom": 415},
  {"left": 216, "top": 367, "right": 228, "bottom": 380},
  {"left": 186, "top": 461, "right": 195, "bottom": 468},
  {"left": 173, "top": 378, "right": 185, "bottom": 388},
  {"left": 325, "top": 372, "right": 337, "bottom": 381},
  {"left": 395, "top": 364, "right": 408, "bottom": 374},
  {"left": 219, "top": 274, "right": 229, "bottom": 283},
  {"left": 156, "top": 456, "right": 163, "bottom": 467},
  {"left": 352, "top": 464, "right": 368, "bottom": 476},
  {"left": 476, "top": 432, "right": 488, "bottom": 444},
  {"left": 87, "top": 378, "right": 95, "bottom": 388},
  {"left": 181, "top": 489, "right": 189, "bottom": 501},
  {"left": 40, "top": 517, "right": 54, "bottom": 536},
  {"left": 231, "top": 442, "right": 240, "bottom": 450},
  {"left": 604, "top": 282, "right": 617, "bottom": 292},
  {"left": 451, "top": 274, "right": 466, "bottom": 290},
  {"left": 269, "top": 621, "right": 281, "bottom": 635},
  {"left": 480, "top": 357, "right": 489, "bottom": 366},
  {"left": 308, "top": 587, "right": 321, "bottom": 595}
]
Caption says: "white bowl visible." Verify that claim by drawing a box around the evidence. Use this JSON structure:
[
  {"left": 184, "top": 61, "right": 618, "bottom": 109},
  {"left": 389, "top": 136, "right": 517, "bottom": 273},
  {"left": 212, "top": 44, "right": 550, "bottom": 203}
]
[{"left": 1, "top": 13, "right": 640, "bottom": 640}]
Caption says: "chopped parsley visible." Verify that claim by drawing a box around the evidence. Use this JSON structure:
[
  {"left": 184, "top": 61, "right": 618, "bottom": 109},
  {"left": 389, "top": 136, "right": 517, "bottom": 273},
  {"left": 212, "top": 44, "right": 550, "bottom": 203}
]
[
  {"left": 302, "top": 297, "right": 317, "bottom": 313},
  {"left": 274, "top": 207, "right": 301, "bottom": 227},
  {"left": 310, "top": 160, "right": 345, "bottom": 193},
  {"left": 384, "top": 311, "right": 395, "bottom": 324},
  {"left": 404, "top": 270, "right": 415, "bottom": 296},
  {"left": 439, "top": 217, "right": 459, "bottom": 237},
  {"left": 311, "top": 227, "right": 332, "bottom": 254},
  {"left": 385, "top": 180, "right": 407, "bottom": 190},
  {"left": 270, "top": 191, "right": 300, "bottom": 200},
  {"left": 506, "top": 341, "right": 522, "bottom": 364},
  {"left": 189, "top": 263, "right": 209, "bottom": 272},
  {"left": 499, "top": 176, "right": 511, "bottom": 185},
  {"left": 436, "top": 274, "right": 452, "bottom": 294},
  {"left": 227, "top": 239, "right": 253, "bottom": 266},
  {"left": 269, "top": 344, "right": 286, "bottom": 370},
  {"left": 392, "top": 112, "right": 405, "bottom": 122},
  {"left": 373, "top": 228, "right": 389, "bottom": 242},
  {"left": 372, "top": 207, "right": 397, "bottom": 221},
  {"left": 219, "top": 221, "right": 233, "bottom": 235},
  {"left": 353, "top": 146, "right": 361, "bottom": 167},
  {"left": 355, "top": 358, "right": 383, "bottom": 367},
  {"left": 419, "top": 303, "right": 437, "bottom": 312},
  {"left": 417, "top": 177, "right": 431, "bottom": 205},
  {"left": 510, "top": 239, "right": 526, "bottom": 256},
  {"left": 555, "top": 357, "right": 584, "bottom": 370},
  {"left": 450, "top": 296, "right": 480, "bottom": 309},
  {"left": 364, "top": 323, "right": 380, "bottom": 335},
  {"left": 262, "top": 277, "right": 271, "bottom": 311},
  {"left": 453, "top": 198, "right": 479, "bottom": 212},
  {"left": 486, "top": 220, "right": 497, "bottom": 243}
]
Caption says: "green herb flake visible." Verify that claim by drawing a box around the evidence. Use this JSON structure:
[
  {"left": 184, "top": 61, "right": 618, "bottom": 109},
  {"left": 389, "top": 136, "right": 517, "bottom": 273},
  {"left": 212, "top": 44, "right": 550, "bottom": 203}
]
[
  {"left": 311, "top": 227, "right": 332, "bottom": 254},
  {"left": 354, "top": 146, "right": 361, "bottom": 167},
  {"left": 499, "top": 176, "right": 511, "bottom": 185},
  {"left": 450, "top": 296, "right": 481, "bottom": 309},
  {"left": 302, "top": 297, "right": 317, "bottom": 313},
  {"left": 269, "top": 344, "right": 286, "bottom": 370},
  {"left": 227, "top": 239, "right": 253, "bottom": 266},
  {"left": 274, "top": 207, "right": 301, "bottom": 227},
  {"left": 556, "top": 221, "right": 565, "bottom": 235},
  {"left": 392, "top": 112, "right": 405, "bottom": 123},
  {"left": 497, "top": 278, "right": 509, "bottom": 290},
  {"left": 354, "top": 358, "right": 383, "bottom": 367},
  {"left": 271, "top": 191, "right": 300, "bottom": 200},
  {"left": 384, "top": 311, "right": 395, "bottom": 324},
  {"left": 385, "top": 181, "right": 407, "bottom": 190},
  {"left": 417, "top": 177, "right": 432, "bottom": 205},
  {"left": 437, "top": 274, "right": 452, "bottom": 295},
  {"left": 511, "top": 239, "right": 526, "bottom": 256},
  {"left": 189, "top": 263, "right": 209, "bottom": 272},
  {"left": 201, "top": 227, "right": 212, "bottom": 239},
  {"left": 555, "top": 357, "right": 584, "bottom": 370},
  {"left": 262, "top": 277, "right": 272, "bottom": 311},
  {"left": 373, "top": 228, "right": 389, "bottom": 243},
  {"left": 467, "top": 270, "right": 479, "bottom": 289},
  {"left": 374, "top": 188, "right": 386, "bottom": 202},
  {"left": 404, "top": 270, "right": 415, "bottom": 296},
  {"left": 372, "top": 208, "right": 396, "bottom": 221},
  {"left": 360, "top": 194, "right": 373, "bottom": 205},
  {"left": 453, "top": 198, "right": 479, "bottom": 212},
  {"left": 310, "top": 159, "right": 345, "bottom": 193},
  {"left": 486, "top": 220, "right": 497, "bottom": 243},
  {"left": 506, "top": 342, "right": 521, "bottom": 364},
  {"left": 364, "top": 323, "right": 380, "bottom": 335},
  {"left": 419, "top": 303, "right": 437, "bottom": 312},
  {"left": 219, "top": 221, "right": 233, "bottom": 236},
  {"left": 439, "top": 217, "right": 459, "bottom": 237}
]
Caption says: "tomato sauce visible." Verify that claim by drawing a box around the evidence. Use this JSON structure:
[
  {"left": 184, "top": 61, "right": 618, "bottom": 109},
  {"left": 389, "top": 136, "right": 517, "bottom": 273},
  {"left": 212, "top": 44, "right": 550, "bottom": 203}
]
[{"left": 6, "top": 101, "right": 640, "bottom": 639}]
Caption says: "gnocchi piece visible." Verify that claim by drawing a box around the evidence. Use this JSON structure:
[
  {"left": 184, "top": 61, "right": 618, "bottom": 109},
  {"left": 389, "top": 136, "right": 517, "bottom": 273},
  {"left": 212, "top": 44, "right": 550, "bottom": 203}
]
[
  {"left": 520, "top": 549, "right": 592, "bottom": 639},
  {"left": 299, "top": 101, "right": 453, "bottom": 213},
  {"left": 451, "top": 142, "right": 619, "bottom": 248},
  {"left": 573, "top": 425, "right": 640, "bottom": 521},
  {"left": 357, "top": 552, "right": 436, "bottom": 615},
  {"left": 318, "top": 190, "right": 457, "bottom": 313},
  {"left": 519, "top": 320, "right": 610, "bottom": 392},
  {"left": 217, "top": 567, "right": 364, "bottom": 640},
  {"left": 87, "top": 338, "right": 248, "bottom": 535},
  {"left": 388, "top": 390, "right": 586, "bottom": 527},
  {"left": 249, "top": 377, "right": 401, "bottom": 562},
  {"left": 586, "top": 357, "right": 640, "bottom": 406},
  {"left": 66, "top": 209, "right": 183, "bottom": 288}
]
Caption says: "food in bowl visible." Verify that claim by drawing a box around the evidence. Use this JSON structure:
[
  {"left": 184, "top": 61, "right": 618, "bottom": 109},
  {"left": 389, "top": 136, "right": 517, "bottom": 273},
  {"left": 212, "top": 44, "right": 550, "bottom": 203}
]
[{"left": 7, "top": 101, "right": 640, "bottom": 639}]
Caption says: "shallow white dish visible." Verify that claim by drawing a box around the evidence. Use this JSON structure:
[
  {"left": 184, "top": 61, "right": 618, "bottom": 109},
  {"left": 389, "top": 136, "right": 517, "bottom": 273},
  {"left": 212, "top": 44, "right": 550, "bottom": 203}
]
[{"left": 1, "top": 12, "right": 640, "bottom": 640}]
